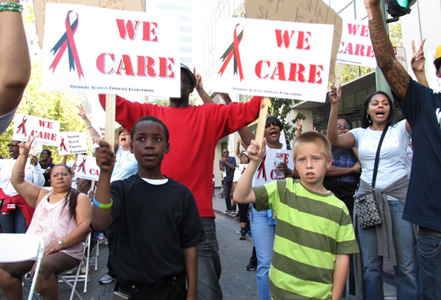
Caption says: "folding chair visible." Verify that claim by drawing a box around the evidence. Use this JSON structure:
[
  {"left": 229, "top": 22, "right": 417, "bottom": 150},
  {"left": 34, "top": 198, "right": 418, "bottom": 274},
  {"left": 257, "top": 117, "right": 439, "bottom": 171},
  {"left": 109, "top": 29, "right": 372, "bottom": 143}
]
[
  {"left": 58, "top": 232, "right": 92, "bottom": 300},
  {"left": 0, "top": 234, "right": 45, "bottom": 300}
]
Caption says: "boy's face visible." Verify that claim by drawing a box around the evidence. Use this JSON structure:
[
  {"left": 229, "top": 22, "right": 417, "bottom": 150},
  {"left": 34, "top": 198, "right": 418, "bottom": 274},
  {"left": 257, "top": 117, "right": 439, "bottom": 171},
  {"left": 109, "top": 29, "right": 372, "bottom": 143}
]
[
  {"left": 294, "top": 143, "right": 332, "bottom": 190},
  {"left": 131, "top": 120, "right": 170, "bottom": 171}
]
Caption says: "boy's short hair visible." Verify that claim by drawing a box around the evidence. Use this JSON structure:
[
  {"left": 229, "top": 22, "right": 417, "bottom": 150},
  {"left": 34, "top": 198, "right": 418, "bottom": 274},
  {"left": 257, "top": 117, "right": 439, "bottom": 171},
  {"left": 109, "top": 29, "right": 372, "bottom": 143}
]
[
  {"left": 131, "top": 116, "right": 170, "bottom": 142},
  {"left": 293, "top": 131, "right": 332, "bottom": 159}
]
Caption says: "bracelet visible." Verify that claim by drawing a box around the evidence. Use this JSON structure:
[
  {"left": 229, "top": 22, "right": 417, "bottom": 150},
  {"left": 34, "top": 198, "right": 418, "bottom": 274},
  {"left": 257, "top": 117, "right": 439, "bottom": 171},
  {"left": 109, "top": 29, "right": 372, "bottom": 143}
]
[
  {"left": 0, "top": 2, "right": 23, "bottom": 13},
  {"left": 87, "top": 125, "right": 93, "bottom": 129},
  {"left": 93, "top": 196, "right": 113, "bottom": 209}
]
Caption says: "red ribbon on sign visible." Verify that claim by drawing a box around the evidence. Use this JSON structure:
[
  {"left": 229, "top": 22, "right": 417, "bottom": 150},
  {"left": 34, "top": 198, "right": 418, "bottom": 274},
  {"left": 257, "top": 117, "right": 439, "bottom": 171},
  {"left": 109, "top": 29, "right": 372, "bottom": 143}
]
[
  {"left": 49, "top": 10, "right": 84, "bottom": 79},
  {"left": 16, "top": 116, "right": 27, "bottom": 135},
  {"left": 77, "top": 156, "right": 87, "bottom": 174},
  {"left": 59, "top": 137, "right": 68, "bottom": 152},
  {"left": 257, "top": 156, "right": 267, "bottom": 181},
  {"left": 218, "top": 24, "right": 244, "bottom": 81}
]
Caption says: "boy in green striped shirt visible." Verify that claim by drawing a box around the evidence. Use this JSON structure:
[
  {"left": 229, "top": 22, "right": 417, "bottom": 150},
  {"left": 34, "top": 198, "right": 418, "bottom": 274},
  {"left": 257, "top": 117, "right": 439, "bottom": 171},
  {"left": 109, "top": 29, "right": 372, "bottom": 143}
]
[{"left": 234, "top": 131, "right": 358, "bottom": 300}]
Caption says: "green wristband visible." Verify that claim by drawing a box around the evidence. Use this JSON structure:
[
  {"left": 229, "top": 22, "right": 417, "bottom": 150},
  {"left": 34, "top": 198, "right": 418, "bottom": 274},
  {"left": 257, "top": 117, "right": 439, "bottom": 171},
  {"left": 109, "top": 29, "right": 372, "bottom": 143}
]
[{"left": 0, "top": 2, "right": 23, "bottom": 13}]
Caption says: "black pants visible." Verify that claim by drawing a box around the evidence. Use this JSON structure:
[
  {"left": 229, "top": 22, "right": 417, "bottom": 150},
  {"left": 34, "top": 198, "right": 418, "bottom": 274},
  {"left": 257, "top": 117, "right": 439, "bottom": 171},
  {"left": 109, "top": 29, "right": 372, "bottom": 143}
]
[
  {"left": 224, "top": 180, "right": 235, "bottom": 211},
  {"left": 117, "top": 271, "right": 187, "bottom": 300}
]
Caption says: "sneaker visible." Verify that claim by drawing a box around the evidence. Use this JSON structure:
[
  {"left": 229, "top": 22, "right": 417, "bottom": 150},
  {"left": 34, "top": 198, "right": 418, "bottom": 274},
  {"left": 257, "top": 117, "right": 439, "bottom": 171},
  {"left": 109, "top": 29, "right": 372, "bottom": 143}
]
[
  {"left": 224, "top": 210, "right": 230, "bottom": 214},
  {"left": 236, "top": 230, "right": 241, "bottom": 235},
  {"left": 246, "top": 263, "right": 257, "bottom": 271},
  {"left": 99, "top": 274, "right": 115, "bottom": 284}
]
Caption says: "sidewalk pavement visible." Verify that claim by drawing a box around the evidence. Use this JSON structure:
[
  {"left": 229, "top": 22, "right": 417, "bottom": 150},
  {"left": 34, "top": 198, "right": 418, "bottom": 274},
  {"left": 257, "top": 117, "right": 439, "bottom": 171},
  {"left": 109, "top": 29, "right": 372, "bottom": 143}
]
[{"left": 212, "top": 187, "right": 240, "bottom": 221}]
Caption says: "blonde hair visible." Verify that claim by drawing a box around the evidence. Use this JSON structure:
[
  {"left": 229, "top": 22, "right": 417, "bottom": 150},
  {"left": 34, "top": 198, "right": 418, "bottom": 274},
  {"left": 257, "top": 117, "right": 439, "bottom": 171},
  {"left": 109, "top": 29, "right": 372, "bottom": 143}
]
[{"left": 293, "top": 131, "right": 332, "bottom": 159}]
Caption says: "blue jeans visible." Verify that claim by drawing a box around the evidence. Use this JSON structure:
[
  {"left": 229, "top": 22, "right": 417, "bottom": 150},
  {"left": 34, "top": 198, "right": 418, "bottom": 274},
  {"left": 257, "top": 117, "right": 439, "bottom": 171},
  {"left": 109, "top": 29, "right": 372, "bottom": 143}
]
[
  {"left": 250, "top": 207, "right": 275, "bottom": 300},
  {"left": 0, "top": 209, "right": 27, "bottom": 233},
  {"left": 417, "top": 232, "right": 441, "bottom": 300},
  {"left": 357, "top": 200, "right": 418, "bottom": 300},
  {"left": 197, "top": 217, "right": 222, "bottom": 300}
]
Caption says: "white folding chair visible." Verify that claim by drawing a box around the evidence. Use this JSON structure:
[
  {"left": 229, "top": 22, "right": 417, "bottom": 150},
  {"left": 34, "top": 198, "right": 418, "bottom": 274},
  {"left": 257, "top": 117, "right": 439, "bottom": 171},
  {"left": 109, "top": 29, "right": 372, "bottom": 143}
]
[
  {"left": 0, "top": 234, "right": 45, "bottom": 300},
  {"left": 58, "top": 232, "right": 91, "bottom": 300}
]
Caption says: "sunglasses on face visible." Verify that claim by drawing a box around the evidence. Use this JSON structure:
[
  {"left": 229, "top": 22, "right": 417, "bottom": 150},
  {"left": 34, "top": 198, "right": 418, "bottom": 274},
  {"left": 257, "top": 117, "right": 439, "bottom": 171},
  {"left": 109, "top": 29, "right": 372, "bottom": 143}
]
[
  {"left": 265, "top": 121, "right": 279, "bottom": 128},
  {"left": 337, "top": 124, "right": 350, "bottom": 129},
  {"left": 119, "top": 131, "right": 130, "bottom": 136},
  {"left": 7, "top": 143, "right": 19, "bottom": 147}
]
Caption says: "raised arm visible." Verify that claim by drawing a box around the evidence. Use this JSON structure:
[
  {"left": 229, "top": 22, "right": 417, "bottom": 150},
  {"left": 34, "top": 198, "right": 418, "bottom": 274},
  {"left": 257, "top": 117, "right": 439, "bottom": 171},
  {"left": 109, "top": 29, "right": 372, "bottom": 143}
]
[
  {"left": 11, "top": 137, "right": 48, "bottom": 208},
  {"left": 194, "top": 68, "right": 213, "bottom": 104},
  {"left": 365, "top": 0, "right": 410, "bottom": 100},
  {"left": 0, "top": 1, "right": 31, "bottom": 118},
  {"left": 411, "top": 39, "right": 429, "bottom": 88},
  {"left": 77, "top": 104, "right": 101, "bottom": 144},
  {"left": 327, "top": 86, "right": 356, "bottom": 149},
  {"left": 233, "top": 139, "right": 265, "bottom": 204},
  {"left": 92, "top": 139, "right": 115, "bottom": 232}
]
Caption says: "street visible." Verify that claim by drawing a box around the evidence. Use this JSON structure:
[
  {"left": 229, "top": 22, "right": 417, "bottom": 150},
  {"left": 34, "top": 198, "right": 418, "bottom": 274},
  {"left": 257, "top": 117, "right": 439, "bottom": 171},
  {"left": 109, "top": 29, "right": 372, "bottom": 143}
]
[{"left": 0, "top": 189, "right": 396, "bottom": 299}]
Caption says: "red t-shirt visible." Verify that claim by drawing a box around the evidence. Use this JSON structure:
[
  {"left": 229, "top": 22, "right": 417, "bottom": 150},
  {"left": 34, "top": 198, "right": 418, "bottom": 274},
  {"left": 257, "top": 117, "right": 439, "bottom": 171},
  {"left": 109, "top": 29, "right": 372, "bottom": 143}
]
[{"left": 99, "top": 95, "right": 261, "bottom": 217}]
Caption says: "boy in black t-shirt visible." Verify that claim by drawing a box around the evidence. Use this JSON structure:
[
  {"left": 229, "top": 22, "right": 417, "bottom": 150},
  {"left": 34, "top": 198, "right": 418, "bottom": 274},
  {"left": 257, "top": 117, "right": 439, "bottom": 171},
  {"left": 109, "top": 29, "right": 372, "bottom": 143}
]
[{"left": 93, "top": 116, "right": 205, "bottom": 300}]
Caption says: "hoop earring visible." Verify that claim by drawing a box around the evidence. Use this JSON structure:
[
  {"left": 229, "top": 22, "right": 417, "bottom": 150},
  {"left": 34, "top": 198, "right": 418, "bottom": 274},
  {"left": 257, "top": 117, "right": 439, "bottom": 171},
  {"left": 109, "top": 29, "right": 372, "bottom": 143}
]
[{"left": 366, "top": 113, "right": 372, "bottom": 123}]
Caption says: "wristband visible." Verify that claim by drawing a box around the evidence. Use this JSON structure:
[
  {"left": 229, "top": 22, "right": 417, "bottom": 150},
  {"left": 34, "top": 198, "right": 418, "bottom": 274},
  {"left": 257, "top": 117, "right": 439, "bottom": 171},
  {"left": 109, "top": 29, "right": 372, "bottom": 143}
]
[
  {"left": 93, "top": 196, "right": 113, "bottom": 209},
  {"left": 87, "top": 125, "right": 93, "bottom": 129},
  {"left": 0, "top": 2, "right": 23, "bottom": 13}
]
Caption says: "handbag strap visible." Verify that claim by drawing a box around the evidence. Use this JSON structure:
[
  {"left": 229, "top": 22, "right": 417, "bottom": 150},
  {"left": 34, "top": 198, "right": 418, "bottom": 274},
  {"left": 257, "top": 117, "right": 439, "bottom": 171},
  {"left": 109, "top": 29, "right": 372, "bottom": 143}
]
[{"left": 372, "top": 126, "right": 389, "bottom": 189}]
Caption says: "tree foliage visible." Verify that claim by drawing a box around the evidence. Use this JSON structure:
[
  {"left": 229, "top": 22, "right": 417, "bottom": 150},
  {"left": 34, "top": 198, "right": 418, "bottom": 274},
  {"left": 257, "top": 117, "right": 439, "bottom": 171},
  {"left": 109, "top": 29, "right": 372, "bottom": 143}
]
[{"left": 0, "top": 59, "right": 86, "bottom": 162}]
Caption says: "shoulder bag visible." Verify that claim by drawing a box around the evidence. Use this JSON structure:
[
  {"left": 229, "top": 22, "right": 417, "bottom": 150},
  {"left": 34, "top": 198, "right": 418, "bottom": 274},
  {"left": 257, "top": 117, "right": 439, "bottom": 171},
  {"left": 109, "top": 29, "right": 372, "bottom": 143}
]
[{"left": 354, "top": 126, "right": 388, "bottom": 229}]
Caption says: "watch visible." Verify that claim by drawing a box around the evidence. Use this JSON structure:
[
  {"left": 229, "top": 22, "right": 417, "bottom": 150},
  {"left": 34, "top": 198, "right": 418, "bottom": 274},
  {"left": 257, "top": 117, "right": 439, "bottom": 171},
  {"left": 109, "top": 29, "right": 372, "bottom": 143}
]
[{"left": 57, "top": 240, "right": 64, "bottom": 249}]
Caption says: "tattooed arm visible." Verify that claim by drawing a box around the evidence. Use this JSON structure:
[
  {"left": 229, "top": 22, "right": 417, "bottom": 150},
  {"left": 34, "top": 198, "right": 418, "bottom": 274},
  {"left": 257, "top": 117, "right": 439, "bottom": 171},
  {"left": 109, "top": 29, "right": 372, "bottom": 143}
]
[{"left": 365, "top": 0, "right": 410, "bottom": 100}]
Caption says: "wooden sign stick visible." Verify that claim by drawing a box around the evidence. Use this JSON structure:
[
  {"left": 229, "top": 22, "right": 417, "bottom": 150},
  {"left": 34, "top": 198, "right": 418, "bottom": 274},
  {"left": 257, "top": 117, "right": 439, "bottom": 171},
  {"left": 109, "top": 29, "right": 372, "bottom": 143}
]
[
  {"left": 104, "top": 94, "right": 116, "bottom": 146},
  {"left": 255, "top": 97, "right": 270, "bottom": 151},
  {"left": 335, "top": 63, "right": 343, "bottom": 89}
]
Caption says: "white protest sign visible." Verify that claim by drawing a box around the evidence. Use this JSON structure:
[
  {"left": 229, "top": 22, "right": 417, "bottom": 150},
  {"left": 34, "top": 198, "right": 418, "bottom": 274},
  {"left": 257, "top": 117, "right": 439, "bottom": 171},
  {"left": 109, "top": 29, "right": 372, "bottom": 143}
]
[
  {"left": 337, "top": 19, "right": 376, "bottom": 68},
  {"left": 214, "top": 18, "right": 333, "bottom": 102},
  {"left": 12, "top": 114, "right": 60, "bottom": 147},
  {"left": 74, "top": 155, "right": 99, "bottom": 181},
  {"left": 58, "top": 132, "right": 88, "bottom": 155},
  {"left": 42, "top": 3, "right": 180, "bottom": 97},
  {"left": 33, "top": 0, "right": 146, "bottom": 48},
  {"left": 394, "top": 46, "right": 408, "bottom": 71},
  {"left": 253, "top": 148, "right": 294, "bottom": 187}
]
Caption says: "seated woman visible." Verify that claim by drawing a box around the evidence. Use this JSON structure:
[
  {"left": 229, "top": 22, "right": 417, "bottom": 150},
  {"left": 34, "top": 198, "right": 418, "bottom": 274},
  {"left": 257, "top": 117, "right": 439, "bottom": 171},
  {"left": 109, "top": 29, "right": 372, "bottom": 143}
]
[{"left": 0, "top": 137, "right": 91, "bottom": 300}]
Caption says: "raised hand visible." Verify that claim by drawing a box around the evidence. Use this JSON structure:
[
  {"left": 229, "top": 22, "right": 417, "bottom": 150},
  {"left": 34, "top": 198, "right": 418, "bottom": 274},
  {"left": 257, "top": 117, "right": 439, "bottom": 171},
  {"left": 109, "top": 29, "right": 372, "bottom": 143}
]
[
  {"left": 329, "top": 85, "right": 342, "bottom": 105},
  {"left": 18, "top": 135, "right": 36, "bottom": 158},
  {"left": 411, "top": 39, "right": 426, "bottom": 73}
]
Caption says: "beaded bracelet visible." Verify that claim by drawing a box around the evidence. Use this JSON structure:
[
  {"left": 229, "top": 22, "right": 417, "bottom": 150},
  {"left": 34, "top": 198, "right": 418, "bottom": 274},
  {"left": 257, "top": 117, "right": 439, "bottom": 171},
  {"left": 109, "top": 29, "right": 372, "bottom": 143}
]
[
  {"left": 93, "top": 196, "right": 113, "bottom": 209},
  {"left": 0, "top": 2, "right": 23, "bottom": 13}
]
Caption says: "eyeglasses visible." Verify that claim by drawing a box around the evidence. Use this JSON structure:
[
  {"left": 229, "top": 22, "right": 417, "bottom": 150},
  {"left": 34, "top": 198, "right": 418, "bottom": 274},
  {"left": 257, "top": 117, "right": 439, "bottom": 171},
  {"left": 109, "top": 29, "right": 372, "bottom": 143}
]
[
  {"left": 52, "top": 172, "right": 70, "bottom": 178},
  {"left": 337, "top": 124, "right": 350, "bottom": 129},
  {"left": 119, "top": 131, "right": 130, "bottom": 136}
]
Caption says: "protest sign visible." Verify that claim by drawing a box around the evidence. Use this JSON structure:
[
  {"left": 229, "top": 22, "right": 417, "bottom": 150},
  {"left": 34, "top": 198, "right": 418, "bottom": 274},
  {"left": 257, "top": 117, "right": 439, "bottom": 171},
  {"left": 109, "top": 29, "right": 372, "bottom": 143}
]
[
  {"left": 12, "top": 114, "right": 60, "bottom": 147},
  {"left": 214, "top": 18, "right": 333, "bottom": 102},
  {"left": 33, "top": 0, "right": 146, "bottom": 48},
  {"left": 244, "top": 0, "right": 342, "bottom": 84},
  {"left": 75, "top": 154, "right": 99, "bottom": 181},
  {"left": 58, "top": 132, "right": 88, "bottom": 155},
  {"left": 253, "top": 148, "right": 294, "bottom": 187},
  {"left": 394, "top": 46, "right": 408, "bottom": 71},
  {"left": 41, "top": 3, "right": 180, "bottom": 97},
  {"left": 337, "top": 19, "right": 376, "bottom": 68}
]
